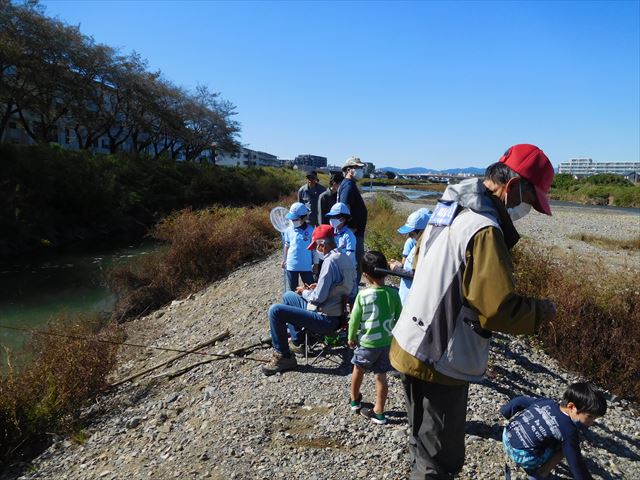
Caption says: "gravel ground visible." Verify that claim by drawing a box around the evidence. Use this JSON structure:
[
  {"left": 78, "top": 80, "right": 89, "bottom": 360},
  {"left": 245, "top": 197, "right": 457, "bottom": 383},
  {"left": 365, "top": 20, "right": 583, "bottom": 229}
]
[{"left": 5, "top": 199, "right": 639, "bottom": 480}]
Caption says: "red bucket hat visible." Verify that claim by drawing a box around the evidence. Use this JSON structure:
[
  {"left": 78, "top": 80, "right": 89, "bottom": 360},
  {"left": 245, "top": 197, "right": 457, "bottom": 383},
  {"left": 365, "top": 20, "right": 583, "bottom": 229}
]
[
  {"left": 307, "top": 224, "right": 335, "bottom": 250},
  {"left": 499, "top": 144, "right": 554, "bottom": 215}
]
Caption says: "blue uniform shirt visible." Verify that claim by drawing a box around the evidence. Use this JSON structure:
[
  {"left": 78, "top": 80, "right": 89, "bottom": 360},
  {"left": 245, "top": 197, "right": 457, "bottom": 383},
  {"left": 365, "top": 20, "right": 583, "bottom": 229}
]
[
  {"left": 335, "top": 226, "right": 357, "bottom": 268},
  {"left": 284, "top": 224, "right": 315, "bottom": 272},
  {"left": 399, "top": 237, "right": 417, "bottom": 304}
]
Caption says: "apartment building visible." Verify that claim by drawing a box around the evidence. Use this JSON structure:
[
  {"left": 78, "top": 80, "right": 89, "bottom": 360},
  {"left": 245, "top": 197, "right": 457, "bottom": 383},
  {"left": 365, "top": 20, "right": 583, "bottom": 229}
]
[{"left": 558, "top": 157, "right": 640, "bottom": 177}]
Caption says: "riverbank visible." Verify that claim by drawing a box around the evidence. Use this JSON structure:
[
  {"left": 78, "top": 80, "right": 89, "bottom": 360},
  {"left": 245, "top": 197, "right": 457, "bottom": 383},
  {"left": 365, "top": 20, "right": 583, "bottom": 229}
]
[{"left": 6, "top": 200, "right": 639, "bottom": 480}]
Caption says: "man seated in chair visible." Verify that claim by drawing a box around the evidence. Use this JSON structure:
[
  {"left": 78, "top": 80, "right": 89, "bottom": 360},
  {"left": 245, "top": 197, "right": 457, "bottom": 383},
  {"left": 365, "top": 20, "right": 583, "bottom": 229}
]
[{"left": 262, "top": 224, "right": 356, "bottom": 376}]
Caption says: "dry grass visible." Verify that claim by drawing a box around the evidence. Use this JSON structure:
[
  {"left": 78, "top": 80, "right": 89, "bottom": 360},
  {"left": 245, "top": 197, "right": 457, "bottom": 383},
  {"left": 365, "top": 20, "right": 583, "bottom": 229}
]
[
  {"left": 568, "top": 233, "right": 640, "bottom": 251},
  {"left": 512, "top": 242, "right": 640, "bottom": 401},
  {"left": 109, "top": 195, "right": 296, "bottom": 322},
  {"left": 0, "top": 315, "right": 123, "bottom": 463},
  {"left": 364, "top": 195, "right": 406, "bottom": 262}
]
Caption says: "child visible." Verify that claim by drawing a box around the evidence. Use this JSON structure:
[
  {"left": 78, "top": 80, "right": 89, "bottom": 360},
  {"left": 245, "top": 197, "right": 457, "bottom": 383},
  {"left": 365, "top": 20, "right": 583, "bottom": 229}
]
[
  {"left": 348, "top": 251, "right": 402, "bottom": 425},
  {"left": 325, "top": 202, "right": 357, "bottom": 269},
  {"left": 389, "top": 208, "right": 431, "bottom": 305},
  {"left": 501, "top": 382, "right": 607, "bottom": 480},
  {"left": 283, "top": 202, "right": 318, "bottom": 291}
]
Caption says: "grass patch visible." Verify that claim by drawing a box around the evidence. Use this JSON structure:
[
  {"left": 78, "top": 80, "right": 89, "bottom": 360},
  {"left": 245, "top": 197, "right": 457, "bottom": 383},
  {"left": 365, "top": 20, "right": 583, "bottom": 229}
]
[
  {"left": 108, "top": 195, "right": 296, "bottom": 322},
  {"left": 364, "top": 195, "right": 406, "bottom": 261},
  {"left": 550, "top": 173, "right": 640, "bottom": 208},
  {"left": 513, "top": 241, "right": 639, "bottom": 401},
  {"left": 0, "top": 314, "right": 123, "bottom": 464},
  {"left": 568, "top": 233, "right": 640, "bottom": 251}
]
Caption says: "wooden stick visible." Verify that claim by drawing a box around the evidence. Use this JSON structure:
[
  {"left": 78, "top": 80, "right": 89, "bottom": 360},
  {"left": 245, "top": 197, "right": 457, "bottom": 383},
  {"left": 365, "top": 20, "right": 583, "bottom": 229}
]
[
  {"left": 155, "top": 337, "right": 272, "bottom": 380},
  {"left": 110, "top": 330, "right": 230, "bottom": 387}
]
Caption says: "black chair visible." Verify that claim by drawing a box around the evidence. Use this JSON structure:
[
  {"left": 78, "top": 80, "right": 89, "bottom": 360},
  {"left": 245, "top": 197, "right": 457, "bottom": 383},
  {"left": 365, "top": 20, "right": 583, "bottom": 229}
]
[{"left": 303, "top": 295, "right": 351, "bottom": 366}]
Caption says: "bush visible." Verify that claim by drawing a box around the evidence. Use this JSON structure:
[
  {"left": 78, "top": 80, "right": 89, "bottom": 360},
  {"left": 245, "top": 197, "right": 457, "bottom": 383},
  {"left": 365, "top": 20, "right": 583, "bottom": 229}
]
[
  {"left": 512, "top": 242, "right": 640, "bottom": 401},
  {"left": 0, "top": 315, "right": 123, "bottom": 463},
  {"left": 109, "top": 195, "right": 296, "bottom": 321},
  {"left": 364, "top": 195, "right": 406, "bottom": 261}
]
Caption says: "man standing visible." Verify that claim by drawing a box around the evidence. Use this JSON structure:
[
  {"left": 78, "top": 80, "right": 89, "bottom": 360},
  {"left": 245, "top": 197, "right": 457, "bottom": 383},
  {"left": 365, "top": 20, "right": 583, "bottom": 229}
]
[
  {"left": 262, "top": 225, "right": 356, "bottom": 376},
  {"left": 318, "top": 172, "right": 344, "bottom": 225},
  {"left": 298, "top": 171, "right": 325, "bottom": 227},
  {"left": 390, "top": 144, "right": 557, "bottom": 479},
  {"left": 338, "top": 157, "right": 368, "bottom": 282}
]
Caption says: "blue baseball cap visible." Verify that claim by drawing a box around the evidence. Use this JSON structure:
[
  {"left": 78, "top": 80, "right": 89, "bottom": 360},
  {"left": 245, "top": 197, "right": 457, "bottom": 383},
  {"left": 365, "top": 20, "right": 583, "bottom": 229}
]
[
  {"left": 326, "top": 202, "right": 351, "bottom": 217},
  {"left": 397, "top": 208, "right": 432, "bottom": 234},
  {"left": 286, "top": 202, "right": 310, "bottom": 219}
]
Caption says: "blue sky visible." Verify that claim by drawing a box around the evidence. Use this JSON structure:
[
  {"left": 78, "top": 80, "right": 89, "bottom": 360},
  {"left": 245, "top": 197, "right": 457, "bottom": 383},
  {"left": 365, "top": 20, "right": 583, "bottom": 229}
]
[{"left": 41, "top": 0, "right": 639, "bottom": 169}]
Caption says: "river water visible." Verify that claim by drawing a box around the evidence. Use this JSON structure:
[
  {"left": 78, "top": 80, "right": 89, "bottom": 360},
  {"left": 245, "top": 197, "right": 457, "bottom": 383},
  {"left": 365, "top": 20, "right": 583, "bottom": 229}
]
[{"left": 0, "top": 241, "right": 161, "bottom": 364}]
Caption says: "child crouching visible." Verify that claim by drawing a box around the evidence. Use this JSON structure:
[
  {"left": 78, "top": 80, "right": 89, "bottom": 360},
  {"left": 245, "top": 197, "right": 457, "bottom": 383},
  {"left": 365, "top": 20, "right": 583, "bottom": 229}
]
[
  {"left": 501, "top": 382, "right": 607, "bottom": 479},
  {"left": 348, "top": 251, "right": 402, "bottom": 425}
]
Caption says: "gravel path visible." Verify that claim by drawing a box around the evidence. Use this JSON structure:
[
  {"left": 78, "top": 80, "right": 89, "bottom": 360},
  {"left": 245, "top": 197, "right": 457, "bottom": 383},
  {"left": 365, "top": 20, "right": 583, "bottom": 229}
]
[{"left": 7, "top": 200, "right": 639, "bottom": 480}]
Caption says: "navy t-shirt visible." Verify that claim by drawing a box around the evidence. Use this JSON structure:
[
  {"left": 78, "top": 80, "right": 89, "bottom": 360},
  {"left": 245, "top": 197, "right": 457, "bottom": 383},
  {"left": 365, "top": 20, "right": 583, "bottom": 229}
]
[{"left": 501, "top": 397, "right": 591, "bottom": 480}]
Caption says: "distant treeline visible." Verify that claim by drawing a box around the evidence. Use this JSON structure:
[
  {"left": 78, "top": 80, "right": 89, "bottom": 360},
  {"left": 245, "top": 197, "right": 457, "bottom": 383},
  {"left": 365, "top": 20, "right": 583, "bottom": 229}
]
[
  {"left": 0, "top": 144, "right": 301, "bottom": 259},
  {"left": 0, "top": 2, "right": 238, "bottom": 160},
  {"left": 550, "top": 173, "right": 640, "bottom": 208}
]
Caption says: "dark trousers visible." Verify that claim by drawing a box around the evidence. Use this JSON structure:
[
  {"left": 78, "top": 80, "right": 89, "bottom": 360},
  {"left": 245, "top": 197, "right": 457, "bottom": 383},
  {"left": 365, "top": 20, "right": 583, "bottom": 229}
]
[
  {"left": 286, "top": 270, "right": 315, "bottom": 291},
  {"left": 355, "top": 234, "right": 365, "bottom": 284},
  {"left": 402, "top": 374, "right": 469, "bottom": 480}
]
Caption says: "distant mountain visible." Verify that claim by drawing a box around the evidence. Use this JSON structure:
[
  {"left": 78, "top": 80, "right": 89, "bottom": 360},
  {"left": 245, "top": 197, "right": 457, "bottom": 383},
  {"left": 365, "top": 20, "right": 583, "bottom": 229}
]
[{"left": 380, "top": 166, "right": 484, "bottom": 175}]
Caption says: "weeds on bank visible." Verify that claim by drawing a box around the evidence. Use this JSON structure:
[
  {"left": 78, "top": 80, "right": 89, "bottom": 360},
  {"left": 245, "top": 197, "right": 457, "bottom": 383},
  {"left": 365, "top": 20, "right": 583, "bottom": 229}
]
[
  {"left": 568, "top": 233, "right": 640, "bottom": 251},
  {"left": 512, "top": 242, "right": 640, "bottom": 401},
  {"left": 109, "top": 195, "right": 296, "bottom": 321},
  {"left": 0, "top": 314, "right": 123, "bottom": 464},
  {"left": 364, "top": 196, "right": 406, "bottom": 261}
]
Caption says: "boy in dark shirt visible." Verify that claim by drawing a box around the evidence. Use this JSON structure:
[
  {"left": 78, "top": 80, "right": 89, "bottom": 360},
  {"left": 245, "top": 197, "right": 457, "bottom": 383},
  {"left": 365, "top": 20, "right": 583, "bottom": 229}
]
[{"left": 501, "top": 382, "right": 607, "bottom": 480}]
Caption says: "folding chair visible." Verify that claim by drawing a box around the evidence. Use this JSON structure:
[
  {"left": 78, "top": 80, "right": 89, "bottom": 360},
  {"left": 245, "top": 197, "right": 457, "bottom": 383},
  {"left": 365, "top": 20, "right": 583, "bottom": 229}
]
[{"left": 303, "top": 295, "right": 351, "bottom": 366}]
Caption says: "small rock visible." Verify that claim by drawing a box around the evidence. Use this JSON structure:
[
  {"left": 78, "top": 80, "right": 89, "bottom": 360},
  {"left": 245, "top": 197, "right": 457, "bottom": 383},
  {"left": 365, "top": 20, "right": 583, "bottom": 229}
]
[{"left": 126, "top": 417, "right": 142, "bottom": 429}]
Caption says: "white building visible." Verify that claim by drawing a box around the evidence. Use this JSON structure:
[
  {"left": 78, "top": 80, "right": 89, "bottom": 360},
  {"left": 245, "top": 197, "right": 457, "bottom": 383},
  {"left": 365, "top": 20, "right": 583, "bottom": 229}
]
[
  {"left": 215, "top": 147, "right": 280, "bottom": 168},
  {"left": 558, "top": 158, "right": 640, "bottom": 177}
]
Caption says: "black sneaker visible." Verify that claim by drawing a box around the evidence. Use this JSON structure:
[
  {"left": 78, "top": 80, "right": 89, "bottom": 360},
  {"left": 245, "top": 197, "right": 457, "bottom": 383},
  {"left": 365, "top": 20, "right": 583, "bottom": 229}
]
[
  {"left": 350, "top": 393, "right": 363, "bottom": 412},
  {"left": 360, "top": 407, "right": 387, "bottom": 425}
]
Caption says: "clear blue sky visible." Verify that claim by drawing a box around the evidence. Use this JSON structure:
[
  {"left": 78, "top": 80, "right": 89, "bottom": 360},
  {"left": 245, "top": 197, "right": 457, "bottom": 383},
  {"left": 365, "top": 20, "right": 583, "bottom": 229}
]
[{"left": 41, "top": 0, "right": 639, "bottom": 169}]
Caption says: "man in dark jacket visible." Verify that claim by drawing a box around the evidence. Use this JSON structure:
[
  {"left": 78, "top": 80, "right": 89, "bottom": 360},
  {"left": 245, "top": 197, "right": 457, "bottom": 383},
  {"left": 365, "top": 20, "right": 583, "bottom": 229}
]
[
  {"left": 318, "top": 172, "right": 343, "bottom": 225},
  {"left": 338, "top": 157, "right": 368, "bottom": 281},
  {"left": 298, "top": 171, "right": 325, "bottom": 227}
]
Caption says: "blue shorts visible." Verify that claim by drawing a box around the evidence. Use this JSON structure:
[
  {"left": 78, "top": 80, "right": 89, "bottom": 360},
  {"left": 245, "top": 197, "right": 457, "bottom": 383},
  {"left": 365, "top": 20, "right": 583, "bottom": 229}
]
[
  {"left": 502, "top": 428, "right": 556, "bottom": 472},
  {"left": 351, "top": 346, "right": 391, "bottom": 374}
]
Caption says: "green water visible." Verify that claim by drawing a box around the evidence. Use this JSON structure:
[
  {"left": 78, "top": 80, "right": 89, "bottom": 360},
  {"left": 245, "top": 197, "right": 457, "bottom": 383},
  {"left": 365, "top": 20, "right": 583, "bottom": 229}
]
[{"left": 0, "top": 242, "right": 161, "bottom": 366}]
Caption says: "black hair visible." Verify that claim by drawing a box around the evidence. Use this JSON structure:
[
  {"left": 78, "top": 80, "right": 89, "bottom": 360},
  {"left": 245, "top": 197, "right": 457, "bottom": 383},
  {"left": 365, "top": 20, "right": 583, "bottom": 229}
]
[
  {"left": 362, "top": 251, "right": 388, "bottom": 280},
  {"left": 562, "top": 382, "right": 607, "bottom": 416},
  {"left": 330, "top": 172, "right": 344, "bottom": 185},
  {"left": 484, "top": 162, "right": 519, "bottom": 185}
]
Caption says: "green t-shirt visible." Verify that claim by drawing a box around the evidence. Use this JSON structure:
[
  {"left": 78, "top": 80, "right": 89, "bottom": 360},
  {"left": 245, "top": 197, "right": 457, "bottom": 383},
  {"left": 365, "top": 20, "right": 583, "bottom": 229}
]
[{"left": 348, "top": 285, "right": 402, "bottom": 348}]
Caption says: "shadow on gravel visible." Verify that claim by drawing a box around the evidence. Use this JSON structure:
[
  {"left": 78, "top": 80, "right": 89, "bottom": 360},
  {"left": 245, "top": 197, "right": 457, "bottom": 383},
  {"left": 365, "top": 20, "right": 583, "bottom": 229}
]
[
  {"left": 491, "top": 335, "right": 567, "bottom": 384},
  {"left": 584, "top": 424, "right": 640, "bottom": 463},
  {"left": 465, "top": 420, "right": 502, "bottom": 441}
]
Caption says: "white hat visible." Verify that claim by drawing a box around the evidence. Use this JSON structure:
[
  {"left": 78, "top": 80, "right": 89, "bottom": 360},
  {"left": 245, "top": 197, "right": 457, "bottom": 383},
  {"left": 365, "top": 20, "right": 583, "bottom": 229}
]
[
  {"left": 343, "top": 156, "right": 365, "bottom": 168},
  {"left": 326, "top": 202, "right": 351, "bottom": 217},
  {"left": 286, "top": 202, "right": 310, "bottom": 219},
  {"left": 397, "top": 208, "right": 432, "bottom": 234}
]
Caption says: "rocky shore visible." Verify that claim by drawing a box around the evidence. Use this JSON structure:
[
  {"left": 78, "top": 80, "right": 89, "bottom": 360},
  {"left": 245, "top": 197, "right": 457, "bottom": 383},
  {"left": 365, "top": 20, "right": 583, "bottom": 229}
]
[{"left": 6, "top": 201, "right": 639, "bottom": 480}]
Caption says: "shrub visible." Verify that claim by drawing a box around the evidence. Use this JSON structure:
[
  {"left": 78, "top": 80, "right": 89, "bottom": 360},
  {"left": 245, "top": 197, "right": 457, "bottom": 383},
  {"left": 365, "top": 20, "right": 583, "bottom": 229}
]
[
  {"left": 512, "top": 242, "right": 640, "bottom": 401},
  {"left": 0, "top": 315, "right": 123, "bottom": 463},
  {"left": 364, "top": 195, "right": 406, "bottom": 261},
  {"left": 109, "top": 195, "right": 296, "bottom": 321}
]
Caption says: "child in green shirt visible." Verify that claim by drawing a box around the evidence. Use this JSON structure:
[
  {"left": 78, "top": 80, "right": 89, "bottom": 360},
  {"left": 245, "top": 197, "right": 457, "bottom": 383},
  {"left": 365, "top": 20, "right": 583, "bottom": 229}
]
[{"left": 348, "top": 251, "right": 402, "bottom": 425}]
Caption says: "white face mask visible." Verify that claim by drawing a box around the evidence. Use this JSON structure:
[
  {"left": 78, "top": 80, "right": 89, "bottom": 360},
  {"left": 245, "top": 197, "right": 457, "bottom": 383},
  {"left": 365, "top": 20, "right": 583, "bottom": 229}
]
[
  {"left": 329, "top": 218, "right": 342, "bottom": 230},
  {"left": 508, "top": 202, "right": 532, "bottom": 222},
  {"left": 353, "top": 168, "right": 364, "bottom": 180},
  {"left": 292, "top": 219, "right": 303, "bottom": 228}
]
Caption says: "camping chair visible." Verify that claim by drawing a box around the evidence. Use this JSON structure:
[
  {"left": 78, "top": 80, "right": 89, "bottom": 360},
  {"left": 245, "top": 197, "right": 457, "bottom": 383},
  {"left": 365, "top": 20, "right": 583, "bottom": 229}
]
[{"left": 303, "top": 295, "right": 351, "bottom": 366}]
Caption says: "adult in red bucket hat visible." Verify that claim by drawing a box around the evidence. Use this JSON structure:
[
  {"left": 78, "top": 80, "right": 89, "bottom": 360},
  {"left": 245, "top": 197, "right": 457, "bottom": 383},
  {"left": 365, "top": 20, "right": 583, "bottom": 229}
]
[
  {"left": 389, "top": 144, "right": 557, "bottom": 479},
  {"left": 262, "top": 224, "right": 356, "bottom": 376}
]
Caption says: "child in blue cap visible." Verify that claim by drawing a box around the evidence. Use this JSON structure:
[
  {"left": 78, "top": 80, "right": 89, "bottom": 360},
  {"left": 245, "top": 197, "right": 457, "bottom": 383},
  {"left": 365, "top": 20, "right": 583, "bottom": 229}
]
[
  {"left": 326, "top": 202, "right": 358, "bottom": 301},
  {"left": 390, "top": 208, "right": 432, "bottom": 304},
  {"left": 282, "top": 202, "right": 317, "bottom": 291}
]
